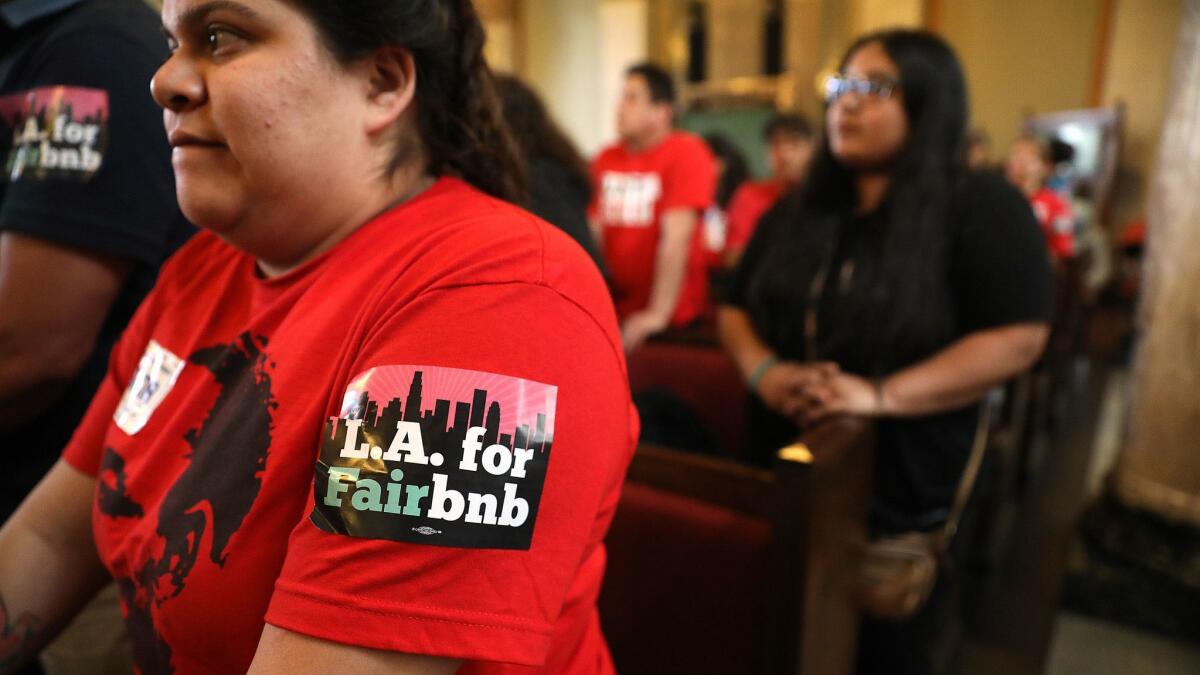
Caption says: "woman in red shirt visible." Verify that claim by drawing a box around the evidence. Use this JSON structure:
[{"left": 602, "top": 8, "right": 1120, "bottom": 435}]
[{"left": 0, "top": 2, "right": 635, "bottom": 673}]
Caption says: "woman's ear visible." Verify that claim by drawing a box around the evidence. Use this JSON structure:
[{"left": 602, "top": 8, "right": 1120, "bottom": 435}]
[{"left": 361, "top": 46, "right": 417, "bottom": 135}]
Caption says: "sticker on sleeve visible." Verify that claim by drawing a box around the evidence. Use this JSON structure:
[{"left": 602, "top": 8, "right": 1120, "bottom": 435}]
[
  {"left": 310, "top": 365, "right": 557, "bottom": 551},
  {"left": 113, "top": 340, "right": 186, "bottom": 436},
  {"left": 0, "top": 86, "right": 108, "bottom": 183}
]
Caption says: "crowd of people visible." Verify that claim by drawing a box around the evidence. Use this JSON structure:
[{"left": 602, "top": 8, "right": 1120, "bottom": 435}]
[{"left": 0, "top": 1, "right": 1106, "bottom": 674}]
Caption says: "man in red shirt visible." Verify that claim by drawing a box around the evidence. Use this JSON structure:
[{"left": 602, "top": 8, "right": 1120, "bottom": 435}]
[
  {"left": 1005, "top": 135, "right": 1076, "bottom": 260},
  {"left": 590, "top": 63, "right": 717, "bottom": 351},
  {"left": 723, "top": 113, "right": 815, "bottom": 267}
]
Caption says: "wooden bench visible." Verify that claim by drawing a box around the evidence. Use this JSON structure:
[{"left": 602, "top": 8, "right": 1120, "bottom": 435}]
[{"left": 599, "top": 417, "right": 875, "bottom": 675}]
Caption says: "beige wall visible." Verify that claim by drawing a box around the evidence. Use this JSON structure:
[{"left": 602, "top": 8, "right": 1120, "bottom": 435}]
[
  {"left": 850, "top": 0, "right": 925, "bottom": 35},
  {"left": 939, "top": 0, "right": 1102, "bottom": 156},
  {"left": 1102, "top": 0, "right": 1184, "bottom": 226},
  {"left": 518, "top": 0, "right": 608, "bottom": 155},
  {"left": 598, "top": 0, "right": 650, "bottom": 148}
]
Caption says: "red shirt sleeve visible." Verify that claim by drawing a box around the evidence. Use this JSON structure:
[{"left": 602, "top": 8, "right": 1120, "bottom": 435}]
[
  {"left": 265, "top": 281, "right": 633, "bottom": 667},
  {"left": 658, "top": 136, "right": 716, "bottom": 213}
]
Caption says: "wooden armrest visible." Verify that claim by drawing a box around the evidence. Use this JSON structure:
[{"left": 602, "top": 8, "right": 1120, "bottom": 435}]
[{"left": 629, "top": 443, "right": 774, "bottom": 517}]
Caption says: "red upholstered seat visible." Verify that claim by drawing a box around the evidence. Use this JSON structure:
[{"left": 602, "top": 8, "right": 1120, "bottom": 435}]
[
  {"left": 627, "top": 342, "right": 748, "bottom": 459},
  {"left": 599, "top": 482, "right": 771, "bottom": 675}
]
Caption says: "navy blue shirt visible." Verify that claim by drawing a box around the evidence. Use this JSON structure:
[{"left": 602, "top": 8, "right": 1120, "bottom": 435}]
[{"left": 1, "top": 0, "right": 193, "bottom": 518}]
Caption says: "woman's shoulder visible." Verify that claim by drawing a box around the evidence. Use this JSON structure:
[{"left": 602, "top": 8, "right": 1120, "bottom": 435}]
[
  {"left": 663, "top": 131, "right": 714, "bottom": 159},
  {"left": 754, "top": 183, "right": 806, "bottom": 231},
  {"left": 382, "top": 178, "right": 611, "bottom": 310},
  {"left": 951, "top": 169, "right": 1027, "bottom": 210},
  {"left": 368, "top": 177, "right": 622, "bottom": 359}
]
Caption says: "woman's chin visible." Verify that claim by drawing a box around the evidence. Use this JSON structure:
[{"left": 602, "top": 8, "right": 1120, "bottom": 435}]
[{"left": 175, "top": 186, "right": 241, "bottom": 235}]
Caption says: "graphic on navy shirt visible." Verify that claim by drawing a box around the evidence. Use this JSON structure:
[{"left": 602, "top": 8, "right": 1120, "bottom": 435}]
[
  {"left": 101, "top": 333, "right": 276, "bottom": 675},
  {"left": 0, "top": 86, "right": 109, "bottom": 182},
  {"left": 312, "top": 365, "right": 557, "bottom": 551}
]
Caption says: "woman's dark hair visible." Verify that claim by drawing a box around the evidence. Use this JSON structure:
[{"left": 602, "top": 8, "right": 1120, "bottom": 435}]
[
  {"left": 285, "top": 0, "right": 526, "bottom": 203},
  {"left": 494, "top": 74, "right": 591, "bottom": 202},
  {"left": 750, "top": 29, "right": 970, "bottom": 374},
  {"left": 704, "top": 133, "right": 751, "bottom": 209}
]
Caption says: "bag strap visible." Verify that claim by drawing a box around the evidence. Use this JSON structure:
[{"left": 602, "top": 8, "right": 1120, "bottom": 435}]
[{"left": 937, "top": 389, "right": 996, "bottom": 551}]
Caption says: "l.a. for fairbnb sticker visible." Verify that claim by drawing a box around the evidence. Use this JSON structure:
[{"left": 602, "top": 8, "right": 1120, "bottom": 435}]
[{"left": 311, "top": 365, "right": 556, "bottom": 551}]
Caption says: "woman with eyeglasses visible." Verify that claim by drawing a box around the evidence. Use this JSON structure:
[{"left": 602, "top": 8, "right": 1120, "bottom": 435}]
[
  {"left": 718, "top": 30, "right": 1052, "bottom": 673},
  {"left": 0, "top": 1, "right": 634, "bottom": 673}
]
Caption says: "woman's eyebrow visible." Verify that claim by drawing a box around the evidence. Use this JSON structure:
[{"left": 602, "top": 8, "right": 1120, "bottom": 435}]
[{"left": 164, "top": 0, "right": 262, "bottom": 38}]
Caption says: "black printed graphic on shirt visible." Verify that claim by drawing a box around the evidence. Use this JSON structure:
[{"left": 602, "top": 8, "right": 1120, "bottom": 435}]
[{"left": 102, "top": 333, "right": 276, "bottom": 675}]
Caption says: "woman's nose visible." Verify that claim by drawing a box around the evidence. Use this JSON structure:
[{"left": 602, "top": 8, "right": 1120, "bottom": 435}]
[
  {"left": 150, "top": 52, "right": 205, "bottom": 113},
  {"left": 835, "top": 91, "right": 864, "bottom": 112}
]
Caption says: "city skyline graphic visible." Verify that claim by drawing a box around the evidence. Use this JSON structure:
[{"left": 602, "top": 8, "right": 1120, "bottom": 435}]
[{"left": 323, "top": 365, "right": 556, "bottom": 462}]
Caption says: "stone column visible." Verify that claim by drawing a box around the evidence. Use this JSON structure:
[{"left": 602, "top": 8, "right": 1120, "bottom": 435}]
[
  {"left": 519, "top": 0, "right": 606, "bottom": 155},
  {"left": 1080, "top": 2, "right": 1200, "bottom": 621},
  {"left": 1111, "top": 0, "right": 1200, "bottom": 529}
]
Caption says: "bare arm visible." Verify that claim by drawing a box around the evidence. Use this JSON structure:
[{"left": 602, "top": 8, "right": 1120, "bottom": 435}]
[
  {"left": 0, "top": 232, "right": 131, "bottom": 428},
  {"left": 879, "top": 322, "right": 1048, "bottom": 415},
  {"left": 717, "top": 305, "right": 775, "bottom": 380},
  {"left": 0, "top": 461, "right": 109, "bottom": 672},
  {"left": 248, "top": 624, "right": 460, "bottom": 675},
  {"left": 621, "top": 208, "right": 696, "bottom": 350},
  {"left": 803, "top": 322, "right": 1050, "bottom": 423},
  {"left": 717, "top": 305, "right": 836, "bottom": 418}
]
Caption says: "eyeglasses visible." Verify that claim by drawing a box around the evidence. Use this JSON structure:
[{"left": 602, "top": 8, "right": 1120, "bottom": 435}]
[{"left": 822, "top": 75, "right": 899, "bottom": 104}]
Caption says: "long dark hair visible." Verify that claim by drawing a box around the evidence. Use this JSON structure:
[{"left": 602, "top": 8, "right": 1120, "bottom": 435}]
[
  {"left": 286, "top": 0, "right": 526, "bottom": 203},
  {"left": 493, "top": 74, "right": 591, "bottom": 202},
  {"left": 749, "top": 29, "right": 968, "bottom": 374}
]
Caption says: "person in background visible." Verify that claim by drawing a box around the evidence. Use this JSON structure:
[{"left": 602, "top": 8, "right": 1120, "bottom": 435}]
[
  {"left": 590, "top": 62, "right": 717, "bottom": 351},
  {"left": 723, "top": 113, "right": 815, "bottom": 267},
  {"left": 719, "top": 30, "right": 1051, "bottom": 673},
  {"left": 0, "top": 0, "right": 635, "bottom": 673},
  {"left": 700, "top": 132, "right": 750, "bottom": 273},
  {"left": 1046, "top": 137, "right": 1077, "bottom": 195},
  {"left": 1006, "top": 135, "right": 1076, "bottom": 260},
  {"left": 703, "top": 133, "right": 751, "bottom": 212},
  {"left": 1, "top": 2, "right": 194, "bottom": 671},
  {"left": 494, "top": 74, "right": 604, "bottom": 273}
]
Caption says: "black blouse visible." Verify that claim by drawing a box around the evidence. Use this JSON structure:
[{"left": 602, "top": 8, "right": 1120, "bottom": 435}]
[{"left": 727, "top": 171, "right": 1052, "bottom": 532}]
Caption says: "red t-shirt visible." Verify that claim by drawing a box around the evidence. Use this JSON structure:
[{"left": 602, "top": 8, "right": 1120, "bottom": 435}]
[
  {"left": 724, "top": 179, "right": 786, "bottom": 254},
  {"left": 63, "top": 178, "right": 637, "bottom": 674},
  {"left": 1030, "top": 187, "right": 1075, "bottom": 259},
  {"left": 589, "top": 131, "right": 717, "bottom": 326}
]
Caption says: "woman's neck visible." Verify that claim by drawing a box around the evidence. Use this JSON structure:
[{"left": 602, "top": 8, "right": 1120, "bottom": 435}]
[
  {"left": 255, "top": 167, "right": 435, "bottom": 278},
  {"left": 854, "top": 172, "right": 891, "bottom": 215}
]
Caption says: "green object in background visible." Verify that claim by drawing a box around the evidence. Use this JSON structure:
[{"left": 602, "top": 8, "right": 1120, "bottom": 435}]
[{"left": 679, "top": 107, "right": 778, "bottom": 179}]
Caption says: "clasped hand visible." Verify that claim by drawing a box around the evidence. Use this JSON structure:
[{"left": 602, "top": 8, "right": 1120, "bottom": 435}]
[{"left": 754, "top": 360, "right": 882, "bottom": 425}]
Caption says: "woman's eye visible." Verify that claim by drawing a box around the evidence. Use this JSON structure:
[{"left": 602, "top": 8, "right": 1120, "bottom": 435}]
[{"left": 205, "top": 26, "right": 245, "bottom": 55}]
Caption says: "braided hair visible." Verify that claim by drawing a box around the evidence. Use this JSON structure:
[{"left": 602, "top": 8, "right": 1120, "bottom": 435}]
[{"left": 286, "top": 0, "right": 526, "bottom": 203}]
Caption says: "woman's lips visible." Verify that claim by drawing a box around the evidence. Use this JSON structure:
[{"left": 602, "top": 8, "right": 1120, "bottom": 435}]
[{"left": 168, "top": 129, "right": 224, "bottom": 148}]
